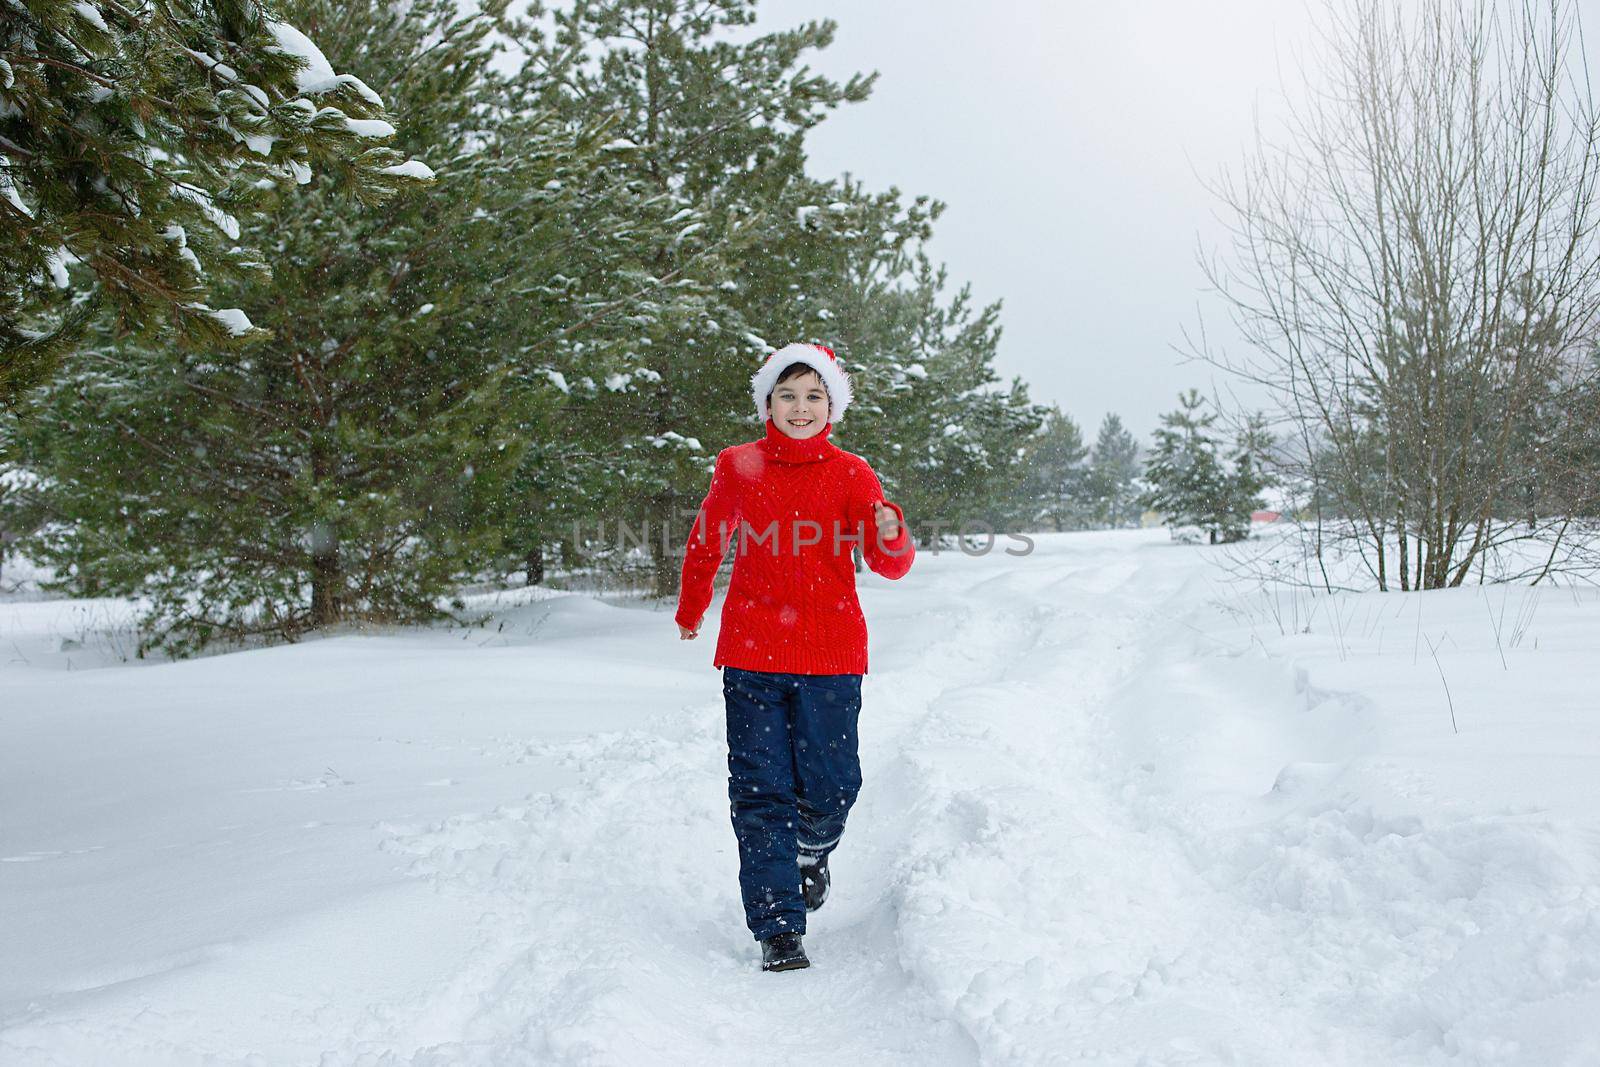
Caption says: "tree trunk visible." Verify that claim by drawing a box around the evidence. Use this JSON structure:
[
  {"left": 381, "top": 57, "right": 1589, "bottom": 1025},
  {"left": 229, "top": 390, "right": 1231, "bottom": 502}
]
[
  {"left": 311, "top": 542, "right": 341, "bottom": 626},
  {"left": 525, "top": 542, "right": 545, "bottom": 586},
  {"left": 307, "top": 430, "right": 341, "bottom": 627},
  {"left": 1396, "top": 511, "right": 1408, "bottom": 592},
  {"left": 649, "top": 492, "right": 678, "bottom": 599},
  {"left": 650, "top": 539, "right": 676, "bottom": 598}
]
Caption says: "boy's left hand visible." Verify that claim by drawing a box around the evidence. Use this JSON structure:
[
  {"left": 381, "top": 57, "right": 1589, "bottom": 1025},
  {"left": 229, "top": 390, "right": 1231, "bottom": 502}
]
[{"left": 872, "top": 501, "right": 901, "bottom": 542}]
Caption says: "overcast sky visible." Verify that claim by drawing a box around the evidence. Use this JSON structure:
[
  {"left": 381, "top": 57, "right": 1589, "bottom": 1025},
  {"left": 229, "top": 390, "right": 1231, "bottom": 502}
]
[{"left": 752, "top": 0, "right": 1325, "bottom": 439}]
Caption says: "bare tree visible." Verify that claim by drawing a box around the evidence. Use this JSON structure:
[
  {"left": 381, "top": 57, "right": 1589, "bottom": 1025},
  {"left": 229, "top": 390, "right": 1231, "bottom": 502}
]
[{"left": 1199, "top": 0, "right": 1600, "bottom": 590}]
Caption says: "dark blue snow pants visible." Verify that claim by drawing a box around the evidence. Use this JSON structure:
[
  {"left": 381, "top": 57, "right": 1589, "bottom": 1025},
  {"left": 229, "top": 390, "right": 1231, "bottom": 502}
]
[{"left": 721, "top": 666, "right": 863, "bottom": 940}]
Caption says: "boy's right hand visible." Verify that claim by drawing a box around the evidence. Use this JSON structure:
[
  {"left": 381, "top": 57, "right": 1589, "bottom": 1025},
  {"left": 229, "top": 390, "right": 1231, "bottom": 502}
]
[{"left": 677, "top": 622, "right": 699, "bottom": 640}]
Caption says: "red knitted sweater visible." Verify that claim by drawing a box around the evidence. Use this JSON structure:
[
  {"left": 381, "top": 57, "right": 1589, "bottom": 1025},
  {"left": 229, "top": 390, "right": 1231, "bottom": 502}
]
[{"left": 675, "top": 417, "right": 915, "bottom": 674}]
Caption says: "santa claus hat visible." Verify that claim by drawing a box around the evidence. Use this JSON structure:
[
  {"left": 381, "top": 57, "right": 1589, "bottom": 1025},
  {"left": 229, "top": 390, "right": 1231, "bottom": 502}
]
[{"left": 750, "top": 342, "right": 853, "bottom": 424}]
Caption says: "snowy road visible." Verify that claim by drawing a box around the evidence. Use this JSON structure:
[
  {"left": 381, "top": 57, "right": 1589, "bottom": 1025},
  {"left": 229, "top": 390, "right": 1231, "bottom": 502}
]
[{"left": 4, "top": 531, "right": 1599, "bottom": 1064}]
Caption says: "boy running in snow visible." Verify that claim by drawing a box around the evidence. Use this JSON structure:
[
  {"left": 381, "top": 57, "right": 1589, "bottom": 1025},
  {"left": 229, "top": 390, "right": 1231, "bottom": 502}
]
[{"left": 675, "top": 342, "right": 915, "bottom": 973}]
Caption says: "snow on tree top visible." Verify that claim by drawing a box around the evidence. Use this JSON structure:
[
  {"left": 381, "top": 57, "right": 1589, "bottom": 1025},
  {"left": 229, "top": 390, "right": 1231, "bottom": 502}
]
[
  {"left": 71, "top": 2, "right": 108, "bottom": 33},
  {"left": 179, "top": 47, "right": 240, "bottom": 84},
  {"left": 2, "top": 177, "right": 32, "bottom": 217},
  {"left": 162, "top": 225, "right": 202, "bottom": 275},
  {"left": 381, "top": 161, "right": 436, "bottom": 181},
  {"left": 268, "top": 21, "right": 386, "bottom": 109},
  {"left": 171, "top": 183, "right": 240, "bottom": 240},
  {"left": 0, "top": 466, "right": 43, "bottom": 490},
  {"left": 266, "top": 21, "right": 336, "bottom": 92},
  {"left": 45, "top": 248, "right": 69, "bottom": 289},
  {"left": 646, "top": 432, "right": 702, "bottom": 451},
  {"left": 185, "top": 304, "right": 255, "bottom": 336},
  {"left": 315, "top": 109, "right": 396, "bottom": 140}
]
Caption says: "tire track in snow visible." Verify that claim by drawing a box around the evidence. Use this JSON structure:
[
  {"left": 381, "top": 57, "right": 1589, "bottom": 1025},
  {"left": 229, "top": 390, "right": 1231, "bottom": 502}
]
[
  {"left": 862, "top": 544, "right": 1220, "bottom": 1062},
  {"left": 866, "top": 536, "right": 1600, "bottom": 1065},
  {"left": 864, "top": 540, "right": 1382, "bottom": 1064}
]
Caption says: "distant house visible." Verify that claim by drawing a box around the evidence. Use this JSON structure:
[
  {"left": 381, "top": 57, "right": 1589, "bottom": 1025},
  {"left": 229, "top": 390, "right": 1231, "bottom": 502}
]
[{"left": 1251, "top": 510, "right": 1282, "bottom": 524}]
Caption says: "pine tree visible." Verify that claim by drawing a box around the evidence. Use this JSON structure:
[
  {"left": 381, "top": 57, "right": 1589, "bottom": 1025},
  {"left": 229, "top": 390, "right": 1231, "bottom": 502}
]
[
  {"left": 1086, "top": 412, "right": 1140, "bottom": 527},
  {"left": 1, "top": 0, "right": 433, "bottom": 407},
  {"left": 767, "top": 174, "right": 1046, "bottom": 546},
  {"left": 530, "top": 0, "right": 879, "bottom": 595},
  {"left": 1140, "top": 389, "right": 1230, "bottom": 543},
  {"left": 844, "top": 254, "right": 1043, "bottom": 540},
  {"left": 4, "top": 0, "right": 630, "bottom": 654},
  {"left": 1219, "top": 412, "right": 1274, "bottom": 542},
  {"left": 1547, "top": 350, "right": 1600, "bottom": 520},
  {"left": 1019, "top": 406, "right": 1089, "bottom": 531}
]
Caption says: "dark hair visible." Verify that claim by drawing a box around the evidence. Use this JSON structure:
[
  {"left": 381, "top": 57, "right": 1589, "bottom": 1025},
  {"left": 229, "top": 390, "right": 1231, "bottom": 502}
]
[
  {"left": 775, "top": 361, "right": 826, "bottom": 386},
  {"left": 768, "top": 362, "right": 829, "bottom": 410}
]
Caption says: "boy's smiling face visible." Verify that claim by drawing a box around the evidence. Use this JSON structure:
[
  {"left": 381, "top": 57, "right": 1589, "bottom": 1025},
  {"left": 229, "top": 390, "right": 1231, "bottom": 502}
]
[{"left": 767, "top": 370, "right": 829, "bottom": 439}]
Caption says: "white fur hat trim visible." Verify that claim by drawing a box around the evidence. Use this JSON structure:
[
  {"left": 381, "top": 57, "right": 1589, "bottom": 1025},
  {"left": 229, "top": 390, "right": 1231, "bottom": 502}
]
[{"left": 750, "top": 342, "right": 853, "bottom": 424}]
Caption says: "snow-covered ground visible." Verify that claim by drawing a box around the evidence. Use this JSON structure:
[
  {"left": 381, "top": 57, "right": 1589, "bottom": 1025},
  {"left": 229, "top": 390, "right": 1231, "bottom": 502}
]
[{"left": 3, "top": 530, "right": 1599, "bottom": 1065}]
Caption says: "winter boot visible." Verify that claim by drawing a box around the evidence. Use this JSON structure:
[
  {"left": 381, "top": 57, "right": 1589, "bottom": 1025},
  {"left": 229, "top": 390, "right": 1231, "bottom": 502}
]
[
  {"left": 760, "top": 932, "right": 810, "bottom": 972},
  {"left": 799, "top": 850, "right": 830, "bottom": 912}
]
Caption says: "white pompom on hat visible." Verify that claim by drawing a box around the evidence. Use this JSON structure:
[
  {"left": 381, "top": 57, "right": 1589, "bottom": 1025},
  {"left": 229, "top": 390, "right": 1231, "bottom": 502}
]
[{"left": 751, "top": 342, "right": 853, "bottom": 425}]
